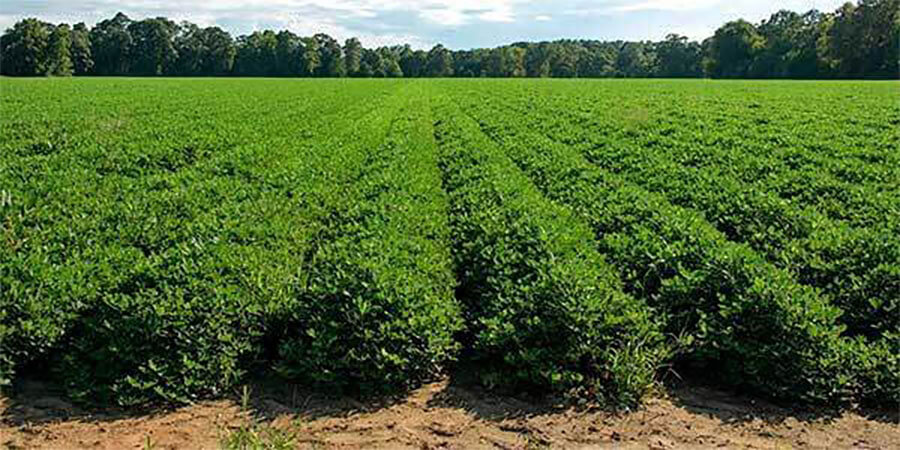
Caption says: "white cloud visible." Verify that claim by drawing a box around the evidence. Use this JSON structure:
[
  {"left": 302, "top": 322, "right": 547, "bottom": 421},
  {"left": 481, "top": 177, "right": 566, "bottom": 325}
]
[
  {"left": 283, "top": 11, "right": 432, "bottom": 48},
  {"left": 563, "top": 0, "right": 723, "bottom": 16},
  {"left": 611, "top": 0, "right": 722, "bottom": 13},
  {"left": 0, "top": 1, "right": 524, "bottom": 29},
  {"left": 567, "top": 0, "right": 847, "bottom": 16},
  {"left": 0, "top": 0, "right": 855, "bottom": 47},
  {"left": 478, "top": 9, "right": 515, "bottom": 23},
  {"left": 414, "top": 1, "right": 520, "bottom": 26},
  {"left": 419, "top": 7, "right": 468, "bottom": 26},
  {"left": 665, "top": 23, "right": 717, "bottom": 41}
]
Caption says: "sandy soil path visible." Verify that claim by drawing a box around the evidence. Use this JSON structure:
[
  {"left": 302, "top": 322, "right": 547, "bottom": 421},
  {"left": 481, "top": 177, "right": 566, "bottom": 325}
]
[{"left": 2, "top": 378, "right": 897, "bottom": 449}]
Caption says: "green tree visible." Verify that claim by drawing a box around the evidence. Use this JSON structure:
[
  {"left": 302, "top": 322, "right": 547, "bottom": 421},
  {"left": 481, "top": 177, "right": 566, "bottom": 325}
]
[
  {"left": 274, "top": 30, "right": 300, "bottom": 76},
  {"left": 756, "top": 10, "right": 798, "bottom": 77},
  {"left": 174, "top": 24, "right": 235, "bottom": 76},
  {"left": 451, "top": 49, "right": 482, "bottom": 77},
  {"left": 820, "top": 0, "right": 899, "bottom": 78},
  {"left": 70, "top": 23, "right": 93, "bottom": 75},
  {"left": 201, "top": 27, "right": 235, "bottom": 76},
  {"left": 575, "top": 43, "right": 617, "bottom": 78},
  {"left": 344, "top": 38, "right": 363, "bottom": 77},
  {"left": 783, "top": 11, "right": 825, "bottom": 78},
  {"left": 359, "top": 47, "right": 378, "bottom": 76},
  {"left": 487, "top": 46, "right": 525, "bottom": 77},
  {"left": 234, "top": 31, "right": 277, "bottom": 76},
  {"left": 0, "top": 19, "right": 51, "bottom": 76},
  {"left": 524, "top": 44, "right": 552, "bottom": 77},
  {"left": 704, "top": 19, "right": 764, "bottom": 78},
  {"left": 174, "top": 22, "right": 204, "bottom": 75},
  {"left": 45, "top": 23, "right": 73, "bottom": 76},
  {"left": 398, "top": 46, "right": 427, "bottom": 77},
  {"left": 616, "top": 41, "right": 655, "bottom": 77},
  {"left": 426, "top": 44, "right": 453, "bottom": 77},
  {"left": 548, "top": 43, "right": 578, "bottom": 77},
  {"left": 656, "top": 34, "right": 702, "bottom": 78},
  {"left": 3, "top": 2, "right": 897, "bottom": 79},
  {"left": 375, "top": 47, "right": 403, "bottom": 77},
  {"left": 127, "top": 18, "right": 178, "bottom": 76},
  {"left": 298, "top": 37, "right": 320, "bottom": 76},
  {"left": 752, "top": 10, "right": 825, "bottom": 78},
  {"left": 315, "top": 34, "right": 345, "bottom": 77},
  {"left": 90, "top": 12, "right": 132, "bottom": 75}
]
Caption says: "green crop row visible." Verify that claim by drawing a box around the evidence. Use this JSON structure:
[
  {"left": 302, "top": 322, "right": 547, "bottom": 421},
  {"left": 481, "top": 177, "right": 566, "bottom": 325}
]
[
  {"left": 489, "top": 81, "right": 899, "bottom": 229},
  {"left": 442, "top": 96, "right": 895, "bottom": 406},
  {"left": 432, "top": 96, "right": 667, "bottom": 406},
  {"left": 274, "top": 89, "right": 463, "bottom": 393},
  {"left": 460, "top": 87, "right": 898, "bottom": 339},
  {"left": 1, "top": 78, "right": 897, "bottom": 410},
  {"left": 1, "top": 79, "right": 412, "bottom": 404}
]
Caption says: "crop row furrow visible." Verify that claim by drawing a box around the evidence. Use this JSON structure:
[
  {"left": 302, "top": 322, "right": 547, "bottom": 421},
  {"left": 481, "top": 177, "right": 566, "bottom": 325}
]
[
  {"left": 0, "top": 82, "right": 416, "bottom": 403},
  {"left": 274, "top": 89, "right": 463, "bottom": 393},
  {"left": 432, "top": 96, "right": 667, "bottom": 406},
  {"left": 463, "top": 90, "right": 898, "bottom": 338},
  {"left": 524, "top": 86, "right": 900, "bottom": 229},
  {"left": 454, "top": 100, "right": 886, "bottom": 405}
]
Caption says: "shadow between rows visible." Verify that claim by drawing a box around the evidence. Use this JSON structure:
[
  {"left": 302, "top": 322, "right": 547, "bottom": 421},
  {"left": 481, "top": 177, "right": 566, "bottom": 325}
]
[
  {"left": 0, "top": 363, "right": 571, "bottom": 429},
  {"left": 0, "top": 369, "right": 421, "bottom": 429},
  {"left": 2, "top": 364, "right": 896, "bottom": 430},
  {"left": 663, "top": 367, "right": 899, "bottom": 427},
  {"left": 0, "top": 376, "right": 169, "bottom": 427},
  {"left": 221, "top": 364, "right": 900, "bottom": 427}
]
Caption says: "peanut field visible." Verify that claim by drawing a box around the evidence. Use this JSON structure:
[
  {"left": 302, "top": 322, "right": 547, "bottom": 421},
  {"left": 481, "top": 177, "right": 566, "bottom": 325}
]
[{"left": 1, "top": 78, "right": 897, "bottom": 409}]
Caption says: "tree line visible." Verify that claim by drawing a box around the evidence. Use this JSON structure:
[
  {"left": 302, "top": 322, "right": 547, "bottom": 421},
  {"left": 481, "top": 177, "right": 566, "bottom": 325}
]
[{"left": 1, "top": 0, "right": 897, "bottom": 79}]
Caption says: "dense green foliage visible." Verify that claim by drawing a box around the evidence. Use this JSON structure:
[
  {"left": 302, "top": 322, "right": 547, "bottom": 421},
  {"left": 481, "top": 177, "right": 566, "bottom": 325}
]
[
  {"left": 2, "top": 0, "right": 898, "bottom": 79},
  {"left": 439, "top": 93, "right": 850, "bottom": 403},
  {"left": 0, "top": 78, "right": 897, "bottom": 410},
  {"left": 1, "top": 79, "right": 460, "bottom": 404},
  {"left": 273, "top": 89, "right": 463, "bottom": 393},
  {"left": 452, "top": 82, "right": 899, "bottom": 340},
  {"left": 433, "top": 98, "right": 666, "bottom": 405}
]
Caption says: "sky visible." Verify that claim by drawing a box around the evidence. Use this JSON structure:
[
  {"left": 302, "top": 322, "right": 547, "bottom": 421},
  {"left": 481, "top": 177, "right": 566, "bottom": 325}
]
[{"left": 0, "top": 1, "right": 848, "bottom": 49}]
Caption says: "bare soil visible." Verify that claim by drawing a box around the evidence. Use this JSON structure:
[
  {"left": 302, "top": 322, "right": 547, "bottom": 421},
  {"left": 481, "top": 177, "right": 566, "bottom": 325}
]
[{"left": 2, "top": 377, "right": 897, "bottom": 449}]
